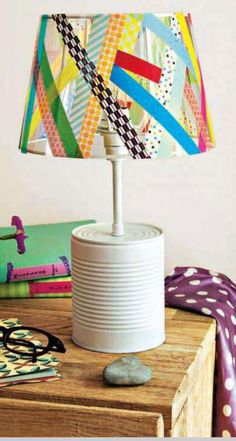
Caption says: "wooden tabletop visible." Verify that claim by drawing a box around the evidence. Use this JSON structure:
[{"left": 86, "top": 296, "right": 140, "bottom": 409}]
[{"left": 0, "top": 299, "right": 216, "bottom": 434}]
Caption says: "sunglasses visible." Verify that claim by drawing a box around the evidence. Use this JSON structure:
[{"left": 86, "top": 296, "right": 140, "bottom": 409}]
[{"left": 0, "top": 325, "right": 66, "bottom": 363}]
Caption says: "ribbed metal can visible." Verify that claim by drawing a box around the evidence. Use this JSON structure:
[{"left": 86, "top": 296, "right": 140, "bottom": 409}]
[{"left": 71, "top": 223, "right": 165, "bottom": 353}]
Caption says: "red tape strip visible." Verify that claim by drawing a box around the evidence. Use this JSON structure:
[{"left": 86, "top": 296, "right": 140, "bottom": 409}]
[{"left": 114, "top": 50, "right": 162, "bottom": 84}]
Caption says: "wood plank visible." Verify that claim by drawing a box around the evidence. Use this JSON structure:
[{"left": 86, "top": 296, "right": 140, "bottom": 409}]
[
  {"left": 170, "top": 343, "right": 215, "bottom": 437},
  {"left": 0, "top": 298, "right": 72, "bottom": 312},
  {"left": 1, "top": 308, "right": 72, "bottom": 335},
  {"left": 0, "top": 398, "right": 164, "bottom": 437},
  {"left": 168, "top": 399, "right": 188, "bottom": 437},
  {"left": 172, "top": 309, "right": 214, "bottom": 324},
  {"left": 186, "top": 343, "right": 215, "bottom": 436}
]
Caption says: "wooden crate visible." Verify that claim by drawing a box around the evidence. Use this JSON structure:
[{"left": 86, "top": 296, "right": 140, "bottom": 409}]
[{"left": 0, "top": 299, "right": 216, "bottom": 437}]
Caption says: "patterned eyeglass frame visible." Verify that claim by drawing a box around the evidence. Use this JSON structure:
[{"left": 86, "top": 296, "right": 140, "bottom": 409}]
[{"left": 0, "top": 326, "right": 66, "bottom": 363}]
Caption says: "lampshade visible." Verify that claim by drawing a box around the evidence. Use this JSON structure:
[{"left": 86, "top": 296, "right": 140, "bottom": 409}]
[{"left": 19, "top": 13, "right": 215, "bottom": 160}]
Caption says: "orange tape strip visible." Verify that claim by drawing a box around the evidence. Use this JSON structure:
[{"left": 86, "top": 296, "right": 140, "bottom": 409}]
[
  {"left": 184, "top": 80, "right": 211, "bottom": 146},
  {"left": 36, "top": 72, "right": 66, "bottom": 157},
  {"left": 78, "top": 14, "right": 127, "bottom": 158}
]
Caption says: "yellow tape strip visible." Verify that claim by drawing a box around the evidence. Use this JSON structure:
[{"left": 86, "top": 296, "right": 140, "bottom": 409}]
[
  {"left": 176, "top": 13, "right": 200, "bottom": 85},
  {"left": 118, "top": 14, "right": 143, "bottom": 53},
  {"left": 206, "top": 108, "right": 215, "bottom": 145},
  {"left": 78, "top": 14, "right": 127, "bottom": 158}
]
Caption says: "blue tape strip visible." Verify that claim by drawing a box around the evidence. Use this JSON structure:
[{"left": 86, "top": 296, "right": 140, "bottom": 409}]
[
  {"left": 111, "top": 64, "right": 200, "bottom": 155},
  {"left": 21, "top": 15, "right": 48, "bottom": 153},
  {"left": 158, "top": 58, "right": 186, "bottom": 157},
  {"left": 143, "top": 14, "right": 194, "bottom": 76}
]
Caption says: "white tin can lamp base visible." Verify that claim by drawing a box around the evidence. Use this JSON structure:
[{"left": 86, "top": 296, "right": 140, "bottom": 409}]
[{"left": 72, "top": 222, "right": 165, "bottom": 353}]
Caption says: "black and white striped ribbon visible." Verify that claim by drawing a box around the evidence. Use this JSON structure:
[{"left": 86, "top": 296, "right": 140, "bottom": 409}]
[{"left": 52, "top": 14, "right": 150, "bottom": 159}]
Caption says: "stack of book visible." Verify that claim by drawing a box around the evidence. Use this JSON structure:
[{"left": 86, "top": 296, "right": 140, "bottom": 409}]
[
  {"left": 0, "top": 219, "right": 95, "bottom": 298},
  {"left": 0, "top": 317, "right": 60, "bottom": 387}
]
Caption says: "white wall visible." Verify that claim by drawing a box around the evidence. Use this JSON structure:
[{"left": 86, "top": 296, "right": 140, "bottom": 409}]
[{"left": 0, "top": 0, "right": 235, "bottom": 279}]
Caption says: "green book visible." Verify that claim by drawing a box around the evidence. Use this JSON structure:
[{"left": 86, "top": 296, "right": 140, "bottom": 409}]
[{"left": 0, "top": 219, "right": 95, "bottom": 283}]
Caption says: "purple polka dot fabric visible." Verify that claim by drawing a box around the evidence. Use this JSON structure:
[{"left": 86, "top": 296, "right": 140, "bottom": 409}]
[{"left": 165, "top": 267, "right": 236, "bottom": 437}]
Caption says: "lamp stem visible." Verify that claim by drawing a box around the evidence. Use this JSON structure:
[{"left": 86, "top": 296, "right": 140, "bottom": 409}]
[{"left": 111, "top": 158, "right": 124, "bottom": 237}]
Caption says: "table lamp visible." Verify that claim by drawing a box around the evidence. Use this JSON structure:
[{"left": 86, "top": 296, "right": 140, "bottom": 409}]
[{"left": 19, "top": 13, "right": 215, "bottom": 353}]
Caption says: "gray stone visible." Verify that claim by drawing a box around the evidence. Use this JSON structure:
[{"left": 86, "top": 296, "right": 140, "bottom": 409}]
[{"left": 103, "top": 355, "right": 152, "bottom": 386}]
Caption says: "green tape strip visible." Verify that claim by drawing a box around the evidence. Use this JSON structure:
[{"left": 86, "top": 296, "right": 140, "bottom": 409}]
[
  {"left": 20, "top": 15, "right": 48, "bottom": 153},
  {"left": 40, "top": 46, "right": 83, "bottom": 158}
]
